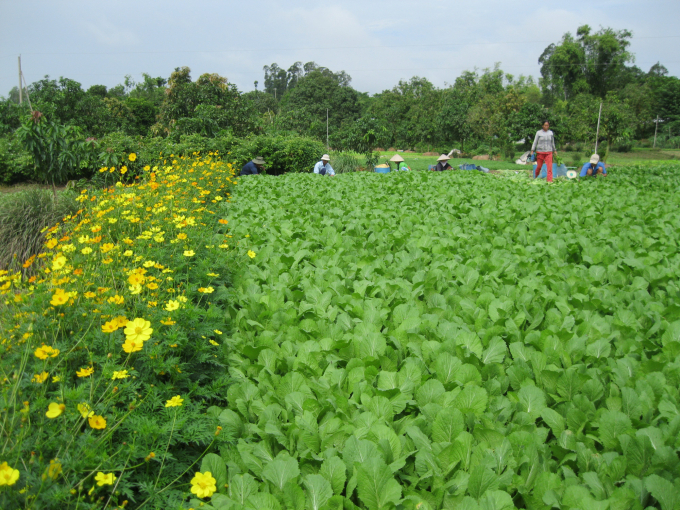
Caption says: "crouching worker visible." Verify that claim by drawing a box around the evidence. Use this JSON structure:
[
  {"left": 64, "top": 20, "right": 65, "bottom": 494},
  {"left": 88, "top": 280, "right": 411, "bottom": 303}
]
[
  {"left": 433, "top": 154, "right": 452, "bottom": 171},
  {"left": 240, "top": 156, "right": 265, "bottom": 176},
  {"left": 580, "top": 154, "right": 607, "bottom": 177},
  {"left": 313, "top": 154, "right": 335, "bottom": 176}
]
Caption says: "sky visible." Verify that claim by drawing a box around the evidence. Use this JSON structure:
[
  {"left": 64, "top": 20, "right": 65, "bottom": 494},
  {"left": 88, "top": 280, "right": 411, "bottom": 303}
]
[{"left": 1, "top": 0, "right": 679, "bottom": 98}]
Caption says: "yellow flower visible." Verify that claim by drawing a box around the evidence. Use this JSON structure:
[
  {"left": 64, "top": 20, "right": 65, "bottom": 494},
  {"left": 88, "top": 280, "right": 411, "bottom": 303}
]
[
  {"left": 123, "top": 250, "right": 133, "bottom": 257},
  {"left": 88, "top": 415, "right": 107, "bottom": 429},
  {"left": 101, "top": 320, "right": 120, "bottom": 333},
  {"left": 129, "top": 284, "right": 143, "bottom": 295},
  {"left": 52, "top": 376, "right": 62, "bottom": 382},
  {"left": 95, "top": 472, "right": 117, "bottom": 486},
  {"left": 81, "top": 247, "right": 93, "bottom": 255},
  {"left": 165, "top": 300, "right": 180, "bottom": 311},
  {"left": 42, "top": 460, "right": 62, "bottom": 481},
  {"left": 128, "top": 273, "right": 145, "bottom": 285},
  {"left": 214, "top": 329, "right": 222, "bottom": 335},
  {"left": 76, "top": 366, "right": 94, "bottom": 378},
  {"left": 247, "top": 250, "right": 256, "bottom": 259},
  {"left": 128, "top": 153, "right": 137, "bottom": 162},
  {"left": 50, "top": 290, "right": 70, "bottom": 306},
  {"left": 77, "top": 403, "right": 94, "bottom": 419},
  {"left": 101, "top": 243, "right": 114, "bottom": 253},
  {"left": 147, "top": 283, "right": 159, "bottom": 290},
  {"left": 114, "top": 316, "right": 128, "bottom": 328},
  {"left": 46, "top": 238, "right": 58, "bottom": 250},
  {"left": 0, "top": 462, "right": 20, "bottom": 486},
  {"left": 198, "top": 287, "right": 214, "bottom": 294},
  {"left": 32, "top": 372, "right": 49, "bottom": 383},
  {"left": 112, "top": 370, "right": 130, "bottom": 380},
  {"left": 143, "top": 260, "right": 156, "bottom": 268},
  {"left": 207, "top": 273, "right": 219, "bottom": 277},
  {"left": 124, "top": 318, "right": 153, "bottom": 342},
  {"left": 209, "top": 340, "right": 219, "bottom": 346},
  {"left": 34, "top": 344, "right": 60, "bottom": 359},
  {"left": 190, "top": 471, "right": 217, "bottom": 499},
  {"left": 160, "top": 318, "right": 176, "bottom": 326},
  {"left": 52, "top": 255, "right": 67, "bottom": 271},
  {"left": 177, "top": 233, "right": 187, "bottom": 240},
  {"left": 183, "top": 250, "right": 195, "bottom": 257},
  {"left": 122, "top": 338, "right": 144, "bottom": 353},
  {"left": 84, "top": 291, "right": 96, "bottom": 299},
  {"left": 120, "top": 166, "right": 128, "bottom": 175},
  {"left": 46, "top": 402, "right": 65, "bottom": 418},
  {"left": 165, "top": 395, "right": 184, "bottom": 408},
  {"left": 108, "top": 295, "right": 125, "bottom": 305}
]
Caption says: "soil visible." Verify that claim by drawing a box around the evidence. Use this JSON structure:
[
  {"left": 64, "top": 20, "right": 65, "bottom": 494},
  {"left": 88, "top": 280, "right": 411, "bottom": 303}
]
[{"left": 423, "top": 152, "right": 439, "bottom": 156}]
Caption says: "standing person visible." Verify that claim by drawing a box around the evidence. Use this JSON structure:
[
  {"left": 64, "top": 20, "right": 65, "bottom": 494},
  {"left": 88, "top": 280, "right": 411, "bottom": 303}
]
[
  {"left": 580, "top": 154, "right": 607, "bottom": 177},
  {"left": 433, "top": 155, "right": 452, "bottom": 171},
  {"left": 313, "top": 154, "right": 335, "bottom": 176},
  {"left": 240, "top": 156, "right": 265, "bottom": 176},
  {"left": 530, "top": 121, "right": 557, "bottom": 183}
]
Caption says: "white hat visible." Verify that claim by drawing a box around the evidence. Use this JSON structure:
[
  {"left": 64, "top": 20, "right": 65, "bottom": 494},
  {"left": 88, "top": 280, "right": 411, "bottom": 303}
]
[
  {"left": 321, "top": 154, "right": 330, "bottom": 161},
  {"left": 390, "top": 154, "right": 405, "bottom": 162},
  {"left": 590, "top": 154, "right": 600, "bottom": 164},
  {"left": 437, "top": 154, "right": 450, "bottom": 161},
  {"left": 566, "top": 170, "right": 578, "bottom": 179}
]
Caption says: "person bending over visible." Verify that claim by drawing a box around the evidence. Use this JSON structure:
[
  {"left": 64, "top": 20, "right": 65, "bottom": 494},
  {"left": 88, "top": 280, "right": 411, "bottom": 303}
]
[
  {"left": 580, "top": 154, "right": 607, "bottom": 177},
  {"left": 313, "top": 154, "right": 335, "bottom": 176},
  {"left": 240, "top": 156, "right": 265, "bottom": 176}
]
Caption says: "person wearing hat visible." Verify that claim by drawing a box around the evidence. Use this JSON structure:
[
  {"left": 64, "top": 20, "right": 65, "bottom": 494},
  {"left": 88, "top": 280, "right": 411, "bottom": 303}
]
[
  {"left": 579, "top": 154, "right": 607, "bottom": 177},
  {"left": 390, "top": 154, "right": 410, "bottom": 171},
  {"left": 240, "top": 156, "right": 265, "bottom": 176},
  {"left": 433, "top": 154, "right": 452, "bottom": 172},
  {"left": 313, "top": 154, "right": 335, "bottom": 176}
]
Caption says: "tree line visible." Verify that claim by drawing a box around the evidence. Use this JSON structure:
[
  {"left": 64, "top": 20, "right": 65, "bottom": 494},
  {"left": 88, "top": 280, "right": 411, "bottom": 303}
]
[{"left": 1, "top": 24, "right": 679, "bottom": 180}]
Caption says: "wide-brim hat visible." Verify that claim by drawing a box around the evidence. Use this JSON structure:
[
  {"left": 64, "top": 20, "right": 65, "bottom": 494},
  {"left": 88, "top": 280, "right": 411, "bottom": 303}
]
[
  {"left": 252, "top": 157, "right": 266, "bottom": 165},
  {"left": 390, "top": 154, "right": 405, "bottom": 162},
  {"left": 589, "top": 154, "right": 600, "bottom": 164},
  {"left": 321, "top": 154, "right": 331, "bottom": 161},
  {"left": 437, "top": 154, "right": 450, "bottom": 161}
]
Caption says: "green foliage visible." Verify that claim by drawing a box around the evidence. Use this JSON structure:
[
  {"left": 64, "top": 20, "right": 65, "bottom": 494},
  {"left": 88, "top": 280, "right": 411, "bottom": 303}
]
[
  {"left": 193, "top": 163, "right": 680, "bottom": 510},
  {"left": 0, "top": 132, "right": 34, "bottom": 184},
  {"left": 330, "top": 152, "right": 362, "bottom": 173},
  {"left": 0, "top": 188, "right": 79, "bottom": 270},
  {"left": 16, "top": 114, "right": 98, "bottom": 189},
  {"left": 231, "top": 135, "right": 326, "bottom": 175}
]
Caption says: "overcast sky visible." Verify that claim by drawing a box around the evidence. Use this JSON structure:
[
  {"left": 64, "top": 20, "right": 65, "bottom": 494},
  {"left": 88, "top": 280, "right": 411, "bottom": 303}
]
[{"left": 1, "top": 0, "right": 678, "bottom": 98}]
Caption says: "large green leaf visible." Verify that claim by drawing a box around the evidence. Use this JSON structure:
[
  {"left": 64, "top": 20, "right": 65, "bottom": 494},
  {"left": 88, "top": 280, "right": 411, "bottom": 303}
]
[
  {"left": 304, "top": 474, "right": 333, "bottom": 510},
  {"left": 201, "top": 453, "right": 228, "bottom": 492},
  {"left": 357, "top": 458, "right": 402, "bottom": 510},
  {"left": 262, "top": 455, "right": 300, "bottom": 490}
]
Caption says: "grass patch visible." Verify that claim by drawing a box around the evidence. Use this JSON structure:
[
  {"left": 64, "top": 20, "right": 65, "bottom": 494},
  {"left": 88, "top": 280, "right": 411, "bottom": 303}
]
[{"left": 0, "top": 188, "right": 79, "bottom": 270}]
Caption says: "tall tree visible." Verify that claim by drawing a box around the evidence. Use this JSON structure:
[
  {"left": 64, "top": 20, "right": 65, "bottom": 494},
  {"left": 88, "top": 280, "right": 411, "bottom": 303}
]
[{"left": 539, "top": 25, "right": 634, "bottom": 103}]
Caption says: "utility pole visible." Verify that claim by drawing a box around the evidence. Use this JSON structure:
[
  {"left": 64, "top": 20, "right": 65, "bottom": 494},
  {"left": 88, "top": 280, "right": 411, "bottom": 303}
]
[
  {"left": 18, "top": 55, "right": 22, "bottom": 104},
  {"left": 653, "top": 115, "right": 659, "bottom": 148},
  {"left": 326, "top": 109, "right": 329, "bottom": 152},
  {"left": 594, "top": 102, "right": 602, "bottom": 154}
]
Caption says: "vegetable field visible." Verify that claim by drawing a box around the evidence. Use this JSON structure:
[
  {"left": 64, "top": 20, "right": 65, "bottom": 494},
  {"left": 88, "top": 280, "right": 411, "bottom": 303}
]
[{"left": 213, "top": 166, "right": 680, "bottom": 510}]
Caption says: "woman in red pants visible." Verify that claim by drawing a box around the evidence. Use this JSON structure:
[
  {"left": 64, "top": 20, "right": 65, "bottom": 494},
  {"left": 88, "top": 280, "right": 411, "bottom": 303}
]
[{"left": 530, "top": 121, "right": 557, "bottom": 183}]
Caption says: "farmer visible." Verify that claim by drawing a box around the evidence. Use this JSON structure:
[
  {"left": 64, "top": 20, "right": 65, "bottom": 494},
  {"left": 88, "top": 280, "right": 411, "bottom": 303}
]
[
  {"left": 240, "top": 156, "right": 265, "bottom": 176},
  {"left": 580, "top": 154, "right": 607, "bottom": 177},
  {"left": 390, "top": 154, "right": 410, "bottom": 171},
  {"left": 432, "top": 154, "right": 453, "bottom": 172},
  {"left": 313, "top": 154, "right": 335, "bottom": 176},
  {"left": 530, "top": 121, "right": 557, "bottom": 183}
]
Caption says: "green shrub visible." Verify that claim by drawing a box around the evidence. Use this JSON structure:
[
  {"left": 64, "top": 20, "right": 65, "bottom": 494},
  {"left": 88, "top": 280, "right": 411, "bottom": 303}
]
[
  {"left": 0, "top": 188, "right": 79, "bottom": 270},
  {"left": 231, "top": 135, "right": 326, "bottom": 175},
  {"left": 0, "top": 134, "right": 34, "bottom": 185}
]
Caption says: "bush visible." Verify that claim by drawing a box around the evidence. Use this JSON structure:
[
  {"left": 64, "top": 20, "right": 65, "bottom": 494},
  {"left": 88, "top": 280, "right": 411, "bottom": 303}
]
[
  {"left": 0, "top": 134, "right": 34, "bottom": 185},
  {"left": 0, "top": 188, "right": 79, "bottom": 270},
  {"left": 614, "top": 140, "right": 634, "bottom": 152},
  {"left": 0, "top": 154, "right": 239, "bottom": 509},
  {"left": 231, "top": 135, "right": 326, "bottom": 175}
]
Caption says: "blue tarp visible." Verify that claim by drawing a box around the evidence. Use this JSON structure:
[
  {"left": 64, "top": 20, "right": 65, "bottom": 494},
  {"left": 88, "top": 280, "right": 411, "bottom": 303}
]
[
  {"left": 459, "top": 163, "right": 489, "bottom": 173},
  {"left": 532, "top": 162, "right": 569, "bottom": 179},
  {"left": 374, "top": 166, "right": 391, "bottom": 173}
]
